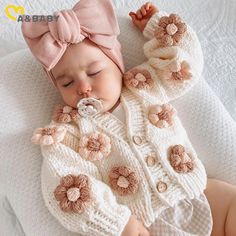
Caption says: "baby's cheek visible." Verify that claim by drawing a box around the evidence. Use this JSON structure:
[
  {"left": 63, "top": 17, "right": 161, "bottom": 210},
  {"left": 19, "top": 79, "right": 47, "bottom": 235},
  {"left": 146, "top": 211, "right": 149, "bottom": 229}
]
[
  {"left": 61, "top": 90, "right": 78, "bottom": 108},
  {"left": 101, "top": 70, "right": 121, "bottom": 90},
  {"left": 98, "top": 78, "right": 120, "bottom": 98}
]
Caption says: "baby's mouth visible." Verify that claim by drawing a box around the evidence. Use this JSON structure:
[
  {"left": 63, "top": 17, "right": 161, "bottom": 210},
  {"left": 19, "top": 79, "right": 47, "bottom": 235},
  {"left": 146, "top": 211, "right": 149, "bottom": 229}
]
[{"left": 77, "top": 97, "right": 103, "bottom": 117}]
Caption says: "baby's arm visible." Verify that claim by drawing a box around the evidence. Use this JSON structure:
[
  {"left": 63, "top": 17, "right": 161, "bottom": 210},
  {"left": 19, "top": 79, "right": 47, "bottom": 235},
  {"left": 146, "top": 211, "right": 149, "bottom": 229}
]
[
  {"left": 32, "top": 121, "right": 133, "bottom": 236},
  {"left": 126, "top": 2, "right": 204, "bottom": 102}
]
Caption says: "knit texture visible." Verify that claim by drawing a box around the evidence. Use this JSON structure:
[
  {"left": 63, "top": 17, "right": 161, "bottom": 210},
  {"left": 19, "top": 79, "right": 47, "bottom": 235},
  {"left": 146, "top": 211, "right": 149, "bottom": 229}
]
[{"left": 37, "top": 11, "right": 208, "bottom": 235}]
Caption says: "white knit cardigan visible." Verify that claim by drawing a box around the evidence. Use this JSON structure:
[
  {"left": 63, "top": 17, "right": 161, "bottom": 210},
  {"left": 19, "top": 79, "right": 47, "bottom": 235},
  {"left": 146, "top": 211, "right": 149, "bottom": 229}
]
[{"left": 35, "top": 10, "right": 205, "bottom": 236}]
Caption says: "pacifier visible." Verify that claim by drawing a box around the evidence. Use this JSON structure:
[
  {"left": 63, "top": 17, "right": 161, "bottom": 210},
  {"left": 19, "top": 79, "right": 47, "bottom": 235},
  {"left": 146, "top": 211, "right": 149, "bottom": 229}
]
[{"left": 77, "top": 98, "right": 103, "bottom": 117}]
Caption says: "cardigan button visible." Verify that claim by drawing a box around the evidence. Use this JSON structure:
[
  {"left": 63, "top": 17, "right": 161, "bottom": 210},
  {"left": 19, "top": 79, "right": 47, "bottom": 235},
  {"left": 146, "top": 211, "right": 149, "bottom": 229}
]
[
  {"left": 145, "top": 155, "right": 156, "bottom": 167},
  {"left": 132, "top": 135, "right": 143, "bottom": 145},
  {"left": 156, "top": 181, "right": 168, "bottom": 193}
]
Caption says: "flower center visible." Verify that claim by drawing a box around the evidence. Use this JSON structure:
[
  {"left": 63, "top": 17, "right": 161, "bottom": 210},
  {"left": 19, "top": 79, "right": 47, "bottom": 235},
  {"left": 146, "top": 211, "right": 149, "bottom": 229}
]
[
  {"left": 166, "top": 23, "right": 178, "bottom": 35},
  {"left": 87, "top": 138, "right": 101, "bottom": 151},
  {"left": 117, "top": 176, "right": 130, "bottom": 188},
  {"left": 135, "top": 73, "right": 146, "bottom": 82},
  {"left": 63, "top": 106, "right": 73, "bottom": 114},
  {"left": 171, "top": 154, "right": 182, "bottom": 166},
  {"left": 158, "top": 110, "right": 169, "bottom": 120},
  {"left": 172, "top": 71, "right": 183, "bottom": 80},
  {"left": 67, "top": 187, "right": 81, "bottom": 202},
  {"left": 42, "top": 127, "right": 57, "bottom": 135}
]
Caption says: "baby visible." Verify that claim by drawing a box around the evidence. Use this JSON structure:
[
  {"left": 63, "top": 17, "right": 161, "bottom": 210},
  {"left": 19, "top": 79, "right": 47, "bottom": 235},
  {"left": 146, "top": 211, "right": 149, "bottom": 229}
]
[{"left": 22, "top": 0, "right": 236, "bottom": 235}]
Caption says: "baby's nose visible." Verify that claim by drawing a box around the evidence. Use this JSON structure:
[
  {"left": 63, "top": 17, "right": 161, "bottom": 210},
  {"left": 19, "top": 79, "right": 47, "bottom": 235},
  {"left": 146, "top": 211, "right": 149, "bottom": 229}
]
[{"left": 76, "top": 79, "right": 92, "bottom": 96}]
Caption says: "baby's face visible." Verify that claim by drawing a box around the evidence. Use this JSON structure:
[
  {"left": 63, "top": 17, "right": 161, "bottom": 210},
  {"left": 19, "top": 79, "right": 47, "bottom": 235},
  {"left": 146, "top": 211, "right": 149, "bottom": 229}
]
[{"left": 51, "top": 39, "right": 123, "bottom": 112}]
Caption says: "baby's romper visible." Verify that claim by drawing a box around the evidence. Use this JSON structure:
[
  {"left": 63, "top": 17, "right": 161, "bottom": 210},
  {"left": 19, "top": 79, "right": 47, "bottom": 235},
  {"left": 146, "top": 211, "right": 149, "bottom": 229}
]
[{"left": 31, "top": 9, "right": 213, "bottom": 236}]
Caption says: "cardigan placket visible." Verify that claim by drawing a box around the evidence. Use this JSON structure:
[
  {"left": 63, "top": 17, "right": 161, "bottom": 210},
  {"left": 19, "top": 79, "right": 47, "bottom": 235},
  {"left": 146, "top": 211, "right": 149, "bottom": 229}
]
[{"left": 79, "top": 88, "right": 193, "bottom": 210}]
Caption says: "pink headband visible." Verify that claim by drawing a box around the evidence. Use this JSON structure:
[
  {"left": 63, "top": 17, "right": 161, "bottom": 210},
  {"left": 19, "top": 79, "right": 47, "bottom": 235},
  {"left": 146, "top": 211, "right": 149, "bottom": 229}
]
[{"left": 21, "top": 0, "right": 124, "bottom": 87}]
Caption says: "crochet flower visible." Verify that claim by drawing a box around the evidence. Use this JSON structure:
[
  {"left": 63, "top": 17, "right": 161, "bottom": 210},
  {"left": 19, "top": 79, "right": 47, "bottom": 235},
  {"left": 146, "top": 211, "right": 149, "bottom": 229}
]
[
  {"left": 31, "top": 125, "right": 67, "bottom": 145},
  {"left": 78, "top": 132, "right": 111, "bottom": 161},
  {"left": 123, "top": 68, "right": 154, "bottom": 89},
  {"left": 52, "top": 105, "right": 79, "bottom": 123},
  {"left": 148, "top": 103, "right": 177, "bottom": 128},
  {"left": 169, "top": 145, "right": 194, "bottom": 173},
  {"left": 154, "top": 14, "right": 187, "bottom": 47},
  {"left": 109, "top": 166, "right": 139, "bottom": 196},
  {"left": 54, "top": 174, "right": 92, "bottom": 214},
  {"left": 171, "top": 61, "right": 192, "bottom": 81}
]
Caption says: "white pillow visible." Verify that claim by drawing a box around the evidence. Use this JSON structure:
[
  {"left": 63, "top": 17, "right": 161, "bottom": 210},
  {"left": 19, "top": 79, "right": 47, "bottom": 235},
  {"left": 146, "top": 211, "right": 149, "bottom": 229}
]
[
  {"left": 0, "top": 39, "right": 26, "bottom": 58},
  {"left": 1, "top": 4, "right": 236, "bottom": 236}
]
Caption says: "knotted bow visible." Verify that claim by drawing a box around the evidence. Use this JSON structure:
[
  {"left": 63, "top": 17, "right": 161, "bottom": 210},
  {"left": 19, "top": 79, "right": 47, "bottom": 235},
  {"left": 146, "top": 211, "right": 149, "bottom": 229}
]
[{"left": 21, "top": 0, "right": 120, "bottom": 71}]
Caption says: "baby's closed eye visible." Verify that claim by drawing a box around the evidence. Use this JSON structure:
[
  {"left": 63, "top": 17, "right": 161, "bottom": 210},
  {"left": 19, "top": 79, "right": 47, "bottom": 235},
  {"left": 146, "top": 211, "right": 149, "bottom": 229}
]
[
  {"left": 63, "top": 70, "right": 102, "bottom": 87},
  {"left": 87, "top": 70, "right": 102, "bottom": 77}
]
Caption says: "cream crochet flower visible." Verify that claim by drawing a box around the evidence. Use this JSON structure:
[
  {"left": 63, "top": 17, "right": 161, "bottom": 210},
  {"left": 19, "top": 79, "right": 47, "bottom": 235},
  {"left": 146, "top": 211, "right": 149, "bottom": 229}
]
[
  {"left": 52, "top": 105, "right": 79, "bottom": 123},
  {"left": 171, "top": 61, "right": 192, "bottom": 81},
  {"left": 31, "top": 125, "right": 67, "bottom": 145},
  {"left": 154, "top": 14, "right": 187, "bottom": 47},
  {"left": 148, "top": 103, "right": 177, "bottom": 128},
  {"left": 78, "top": 132, "right": 111, "bottom": 161},
  {"left": 54, "top": 174, "right": 92, "bottom": 213},
  {"left": 123, "top": 68, "right": 154, "bottom": 89}
]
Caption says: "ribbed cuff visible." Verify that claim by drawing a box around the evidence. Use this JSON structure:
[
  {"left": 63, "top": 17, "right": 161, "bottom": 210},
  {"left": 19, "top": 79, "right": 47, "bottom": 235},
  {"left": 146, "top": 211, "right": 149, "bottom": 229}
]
[
  {"left": 143, "top": 11, "right": 168, "bottom": 39},
  {"left": 85, "top": 204, "right": 131, "bottom": 236}
]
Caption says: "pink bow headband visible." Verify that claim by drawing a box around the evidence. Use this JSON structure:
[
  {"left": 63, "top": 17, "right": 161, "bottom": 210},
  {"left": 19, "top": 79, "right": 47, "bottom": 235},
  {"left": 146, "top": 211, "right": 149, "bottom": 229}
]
[{"left": 21, "top": 0, "right": 124, "bottom": 87}]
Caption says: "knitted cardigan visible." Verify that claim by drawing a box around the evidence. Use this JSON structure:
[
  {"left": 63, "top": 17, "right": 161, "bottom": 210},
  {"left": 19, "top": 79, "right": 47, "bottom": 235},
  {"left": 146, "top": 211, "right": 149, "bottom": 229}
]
[{"left": 32, "top": 10, "right": 205, "bottom": 236}]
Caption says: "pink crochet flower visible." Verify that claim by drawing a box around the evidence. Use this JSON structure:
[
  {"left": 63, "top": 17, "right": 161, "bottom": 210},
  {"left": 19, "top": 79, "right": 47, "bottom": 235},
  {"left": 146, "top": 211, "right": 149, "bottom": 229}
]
[
  {"left": 54, "top": 174, "right": 92, "bottom": 213},
  {"left": 123, "top": 68, "right": 154, "bottom": 89},
  {"left": 52, "top": 105, "right": 79, "bottom": 123},
  {"left": 31, "top": 125, "right": 67, "bottom": 145},
  {"left": 171, "top": 61, "right": 192, "bottom": 81},
  {"left": 148, "top": 104, "right": 177, "bottom": 128},
  {"left": 154, "top": 14, "right": 187, "bottom": 47},
  {"left": 169, "top": 145, "right": 194, "bottom": 173},
  {"left": 109, "top": 166, "right": 139, "bottom": 196},
  {"left": 78, "top": 132, "right": 111, "bottom": 161}
]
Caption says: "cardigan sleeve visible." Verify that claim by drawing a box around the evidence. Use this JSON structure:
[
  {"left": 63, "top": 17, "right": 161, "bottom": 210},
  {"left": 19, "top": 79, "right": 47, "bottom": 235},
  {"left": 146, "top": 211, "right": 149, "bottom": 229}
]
[
  {"left": 124, "top": 11, "right": 204, "bottom": 102},
  {"left": 36, "top": 122, "right": 131, "bottom": 236}
]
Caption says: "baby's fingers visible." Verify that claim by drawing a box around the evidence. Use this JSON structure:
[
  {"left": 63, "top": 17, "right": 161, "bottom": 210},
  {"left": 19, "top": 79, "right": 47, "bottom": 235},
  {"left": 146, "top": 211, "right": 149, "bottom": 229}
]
[
  {"left": 136, "top": 9, "right": 143, "bottom": 19},
  {"left": 138, "top": 2, "right": 156, "bottom": 19},
  {"left": 144, "top": 2, "right": 159, "bottom": 17},
  {"left": 140, "top": 6, "right": 147, "bottom": 16},
  {"left": 129, "top": 12, "right": 138, "bottom": 23},
  {"left": 144, "top": 2, "right": 152, "bottom": 11}
]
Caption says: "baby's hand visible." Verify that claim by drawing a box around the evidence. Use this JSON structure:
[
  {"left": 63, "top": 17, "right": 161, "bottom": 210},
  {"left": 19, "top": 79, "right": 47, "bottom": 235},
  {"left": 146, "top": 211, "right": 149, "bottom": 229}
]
[
  {"left": 129, "top": 2, "right": 158, "bottom": 32},
  {"left": 121, "top": 214, "right": 150, "bottom": 236}
]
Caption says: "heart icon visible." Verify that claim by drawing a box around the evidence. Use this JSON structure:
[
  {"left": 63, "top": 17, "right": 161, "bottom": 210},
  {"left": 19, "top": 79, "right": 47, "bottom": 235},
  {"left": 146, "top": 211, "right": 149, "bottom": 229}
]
[{"left": 5, "top": 4, "right": 25, "bottom": 21}]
